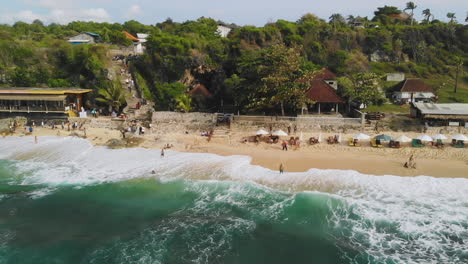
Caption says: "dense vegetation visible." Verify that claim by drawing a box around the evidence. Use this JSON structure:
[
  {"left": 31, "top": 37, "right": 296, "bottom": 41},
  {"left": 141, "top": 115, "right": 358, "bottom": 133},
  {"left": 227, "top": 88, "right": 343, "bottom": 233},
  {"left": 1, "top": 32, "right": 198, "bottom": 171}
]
[{"left": 0, "top": 3, "right": 467, "bottom": 114}]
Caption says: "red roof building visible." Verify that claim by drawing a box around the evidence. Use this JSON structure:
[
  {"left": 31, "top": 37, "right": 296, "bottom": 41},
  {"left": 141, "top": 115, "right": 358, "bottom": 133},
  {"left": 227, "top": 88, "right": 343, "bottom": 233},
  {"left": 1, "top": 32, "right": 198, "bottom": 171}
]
[
  {"left": 395, "top": 78, "right": 434, "bottom": 93},
  {"left": 122, "top": 31, "right": 139, "bottom": 41},
  {"left": 313, "top": 68, "right": 337, "bottom": 81},
  {"left": 305, "top": 80, "right": 344, "bottom": 103},
  {"left": 303, "top": 69, "right": 345, "bottom": 114},
  {"left": 393, "top": 78, "right": 435, "bottom": 104}
]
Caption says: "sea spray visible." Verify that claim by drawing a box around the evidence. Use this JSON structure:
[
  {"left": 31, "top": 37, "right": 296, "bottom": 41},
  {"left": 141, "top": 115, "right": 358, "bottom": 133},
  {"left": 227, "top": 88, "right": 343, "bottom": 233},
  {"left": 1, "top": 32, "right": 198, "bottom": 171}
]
[{"left": 0, "top": 136, "right": 467, "bottom": 263}]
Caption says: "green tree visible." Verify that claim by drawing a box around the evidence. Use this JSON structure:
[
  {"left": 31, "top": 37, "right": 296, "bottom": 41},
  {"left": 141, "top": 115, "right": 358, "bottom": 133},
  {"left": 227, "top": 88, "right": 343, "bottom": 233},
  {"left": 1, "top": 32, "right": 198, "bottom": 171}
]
[
  {"left": 11, "top": 68, "right": 35, "bottom": 86},
  {"left": 176, "top": 93, "right": 192, "bottom": 112},
  {"left": 338, "top": 73, "right": 384, "bottom": 106},
  {"left": 422, "top": 9, "right": 432, "bottom": 22},
  {"left": 259, "top": 44, "right": 313, "bottom": 115},
  {"left": 404, "top": 2, "right": 417, "bottom": 25},
  {"left": 329, "top": 13, "right": 346, "bottom": 30},
  {"left": 447, "top": 13, "right": 456, "bottom": 23},
  {"left": 96, "top": 81, "right": 126, "bottom": 113}
]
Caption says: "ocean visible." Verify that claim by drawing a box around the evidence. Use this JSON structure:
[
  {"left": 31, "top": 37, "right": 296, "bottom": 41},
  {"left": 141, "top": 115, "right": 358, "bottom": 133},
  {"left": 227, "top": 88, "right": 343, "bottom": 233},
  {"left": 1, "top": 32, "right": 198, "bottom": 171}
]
[{"left": 0, "top": 136, "right": 467, "bottom": 264}]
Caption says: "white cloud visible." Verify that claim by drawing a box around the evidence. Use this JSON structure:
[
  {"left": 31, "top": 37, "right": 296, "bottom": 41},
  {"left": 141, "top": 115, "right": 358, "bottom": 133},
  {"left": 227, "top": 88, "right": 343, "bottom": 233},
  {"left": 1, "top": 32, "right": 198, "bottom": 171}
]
[
  {"left": 127, "top": 4, "right": 143, "bottom": 18},
  {"left": 1, "top": 8, "right": 111, "bottom": 24},
  {"left": 38, "top": 0, "right": 74, "bottom": 9}
]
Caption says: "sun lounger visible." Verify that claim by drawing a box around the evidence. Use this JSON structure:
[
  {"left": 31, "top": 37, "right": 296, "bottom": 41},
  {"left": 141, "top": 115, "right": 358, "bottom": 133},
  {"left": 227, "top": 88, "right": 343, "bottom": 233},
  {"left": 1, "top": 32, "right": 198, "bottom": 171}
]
[
  {"left": 435, "top": 139, "right": 444, "bottom": 148},
  {"left": 452, "top": 140, "right": 464, "bottom": 148},
  {"left": 348, "top": 138, "right": 354, "bottom": 146},
  {"left": 412, "top": 139, "right": 424, "bottom": 148}
]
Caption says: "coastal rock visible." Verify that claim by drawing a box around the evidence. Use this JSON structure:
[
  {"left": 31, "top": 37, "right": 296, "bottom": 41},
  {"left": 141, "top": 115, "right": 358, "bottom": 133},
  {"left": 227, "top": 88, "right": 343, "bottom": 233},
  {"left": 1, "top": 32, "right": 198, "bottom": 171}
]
[{"left": 106, "top": 139, "right": 127, "bottom": 149}]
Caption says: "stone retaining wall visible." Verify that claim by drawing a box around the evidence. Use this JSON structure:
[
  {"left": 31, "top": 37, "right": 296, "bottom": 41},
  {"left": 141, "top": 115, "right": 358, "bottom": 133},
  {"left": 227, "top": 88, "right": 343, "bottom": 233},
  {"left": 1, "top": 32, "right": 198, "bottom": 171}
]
[
  {"left": 150, "top": 112, "right": 364, "bottom": 133},
  {"left": 151, "top": 112, "right": 217, "bottom": 133},
  {"left": 68, "top": 117, "right": 125, "bottom": 130}
]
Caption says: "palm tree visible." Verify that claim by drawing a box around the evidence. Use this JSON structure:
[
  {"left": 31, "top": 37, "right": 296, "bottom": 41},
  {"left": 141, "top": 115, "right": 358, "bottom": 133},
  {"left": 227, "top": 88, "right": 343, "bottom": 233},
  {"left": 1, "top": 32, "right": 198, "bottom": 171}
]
[
  {"left": 96, "top": 81, "right": 126, "bottom": 113},
  {"left": 329, "top": 13, "right": 346, "bottom": 30},
  {"left": 405, "top": 2, "right": 417, "bottom": 25},
  {"left": 422, "top": 8, "right": 432, "bottom": 22},
  {"left": 447, "top": 12, "right": 456, "bottom": 23},
  {"left": 176, "top": 94, "right": 192, "bottom": 113}
]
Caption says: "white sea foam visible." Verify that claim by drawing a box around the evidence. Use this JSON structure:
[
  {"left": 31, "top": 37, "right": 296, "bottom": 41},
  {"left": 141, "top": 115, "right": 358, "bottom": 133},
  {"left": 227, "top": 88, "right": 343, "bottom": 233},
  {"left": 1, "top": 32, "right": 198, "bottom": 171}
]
[{"left": 1, "top": 136, "right": 467, "bottom": 263}]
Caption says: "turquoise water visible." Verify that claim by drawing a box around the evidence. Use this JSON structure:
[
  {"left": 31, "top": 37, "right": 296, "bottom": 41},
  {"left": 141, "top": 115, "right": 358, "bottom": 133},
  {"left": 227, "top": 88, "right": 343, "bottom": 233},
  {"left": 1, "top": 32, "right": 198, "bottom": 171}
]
[{"left": 0, "top": 137, "right": 467, "bottom": 264}]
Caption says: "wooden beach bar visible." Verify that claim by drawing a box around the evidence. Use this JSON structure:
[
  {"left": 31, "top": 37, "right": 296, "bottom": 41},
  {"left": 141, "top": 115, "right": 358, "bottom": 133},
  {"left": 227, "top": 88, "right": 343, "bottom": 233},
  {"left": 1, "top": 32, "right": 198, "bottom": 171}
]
[{"left": 0, "top": 87, "right": 92, "bottom": 118}]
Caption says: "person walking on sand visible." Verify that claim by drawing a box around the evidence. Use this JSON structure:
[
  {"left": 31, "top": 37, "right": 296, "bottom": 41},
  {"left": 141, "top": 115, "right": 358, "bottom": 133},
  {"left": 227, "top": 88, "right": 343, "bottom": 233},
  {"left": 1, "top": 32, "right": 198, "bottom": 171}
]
[
  {"left": 279, "top": 163, "right": 284, "bottom": 174},
  {"left": 161, "top": 148, "right": 165, "bottom": 158},
  {"left": 404, "top": 154, "right": 416, "bottom": 169},
  {"left": 281, "top": 140, "right": 288, "bottom": 151}
]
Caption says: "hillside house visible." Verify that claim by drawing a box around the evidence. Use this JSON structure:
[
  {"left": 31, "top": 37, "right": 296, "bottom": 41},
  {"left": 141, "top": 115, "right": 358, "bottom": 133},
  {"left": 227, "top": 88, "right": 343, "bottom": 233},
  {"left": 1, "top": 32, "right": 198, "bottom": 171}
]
[
  {"left": 136, "top": 33, "right": 149, "bottom": 54},
  {"left": 393, "top": 78, "right": 435, "bottom": 104},
  {"left": 68, "top": 32, "right": 100, "bottom": 45},
  {"left": 217, "top": 25, "right": 231, "bottom": 38}
]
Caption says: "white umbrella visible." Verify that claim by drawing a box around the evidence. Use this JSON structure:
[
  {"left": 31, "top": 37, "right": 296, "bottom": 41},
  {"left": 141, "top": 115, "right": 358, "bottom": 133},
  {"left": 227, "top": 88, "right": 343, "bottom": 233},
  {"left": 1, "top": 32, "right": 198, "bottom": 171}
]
[
  {"left": 353, "top": 133, "right": 370, "bottom": 140},
  {"left": 452, "top": 134, "right": 468, "bottom": 141},
  {"left": 300, "top": 132, "right": 303, "bottom": 141},
  {"left": 256, "top": 129, "right": 269, "bottom": 135},
  {"left": 338, "top": 133, "right": 342, "bottom": 143},
  {"left": 417, "top": 135, "right": 433, "bottom": 142},
  {"left": 395, "top": 135, "right": 412, "bottom": 143},
  {"left": 318, "top": 133, "right": 322, "bottom": 143},
  {"left": 432, "top": 134, "right": 447, "bottom": 140},
  {"left": 272, "top": 130, "right": 288, "bottom": 136}
]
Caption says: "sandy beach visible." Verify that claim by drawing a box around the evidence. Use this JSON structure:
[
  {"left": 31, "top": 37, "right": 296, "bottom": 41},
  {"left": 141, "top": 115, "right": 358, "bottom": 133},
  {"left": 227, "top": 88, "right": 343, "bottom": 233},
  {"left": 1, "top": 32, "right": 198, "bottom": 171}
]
[{"left": 8, "top": 126, "right": 468, "bottom": 179}]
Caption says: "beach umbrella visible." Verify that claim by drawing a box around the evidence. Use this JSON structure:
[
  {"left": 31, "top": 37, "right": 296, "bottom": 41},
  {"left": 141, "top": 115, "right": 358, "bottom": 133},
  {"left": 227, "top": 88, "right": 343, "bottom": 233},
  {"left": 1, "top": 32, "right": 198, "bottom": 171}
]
[
  {"left": 432, "top": 134, "right": 447, "bottom": 140},
  {"left": 452, "top": 134, "right": 468, "bottom": 141},
  {"left": 272, "top": 130, "right": 288, "bottom": 136},
  {"left": 318, "top": 133, "right": 322, "bottom": 143},
  {"left": 395, "top": 135, "right": 412, "bottom": 143},
  {"left": 417, "top": 135, "right": 433, "bottom": 142},
  {"left": 338, "top": 133, "right": 342, "bottom": 143},
  {"left": 256, "top": 129, "right": 269, "bottom": 135},
  {"left": 353, "top": 133, "right": 370, "bottom": 140},
  {"left": 300, "top": 132, "right": 303, "bottom": 141},
  {"left": 375, "top": 134, "right": 393, "bottom": 141}
]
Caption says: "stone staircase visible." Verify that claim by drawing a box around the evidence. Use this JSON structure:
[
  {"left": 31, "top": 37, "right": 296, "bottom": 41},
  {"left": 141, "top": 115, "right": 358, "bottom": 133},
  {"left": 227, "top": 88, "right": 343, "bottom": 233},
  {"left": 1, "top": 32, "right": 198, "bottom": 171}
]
[
  {"left": 211, "top": 127, "right": 231, "bottom": 138},
  {"left": 107, "top": 51, "right": 153, "bottom": 121}
]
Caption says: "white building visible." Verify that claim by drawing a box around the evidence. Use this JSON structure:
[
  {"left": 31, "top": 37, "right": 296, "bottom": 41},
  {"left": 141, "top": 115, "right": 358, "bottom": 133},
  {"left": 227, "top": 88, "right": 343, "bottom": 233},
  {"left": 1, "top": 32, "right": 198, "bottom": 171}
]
[
  {"left": 217, "top": 25, "right": 231, "bottom": 38},
  {"left": 393, "top": 78, "right": 435, "bottom": 104},
  {"left": 135, "top": 33, "right": 149, "bottom": 54}
]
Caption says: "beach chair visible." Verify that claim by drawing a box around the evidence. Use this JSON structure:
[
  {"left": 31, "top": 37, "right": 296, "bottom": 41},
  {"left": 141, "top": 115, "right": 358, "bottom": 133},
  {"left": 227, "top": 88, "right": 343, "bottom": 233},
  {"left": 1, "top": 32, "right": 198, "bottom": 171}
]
[
  {"left": 435, "top": 139, "right": 444, "bottom": 148},
  {"left": 412, "top": 139, "right": 424, "bottom": 148},
  {"left": 376, "top": 140, "right": 384, "bottom": 148},
  {"left": 353, "top": 139, "right": 361, "bottom": 147},
  {"left": 348, "top": 138, "right": 354, "bottom": 146},
  {"left": 453, "top": 140, "right": 464, "bottom": 148},
  {"left": 371, "top": 139, "right": 378, "bottom": 147}
]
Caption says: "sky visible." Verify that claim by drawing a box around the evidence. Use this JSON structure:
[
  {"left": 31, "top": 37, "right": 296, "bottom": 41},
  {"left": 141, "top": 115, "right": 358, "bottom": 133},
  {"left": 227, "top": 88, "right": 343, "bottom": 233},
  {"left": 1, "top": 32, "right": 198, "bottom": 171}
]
[{"left": 0, "top": 0, "right": 466, "bottom": 26}]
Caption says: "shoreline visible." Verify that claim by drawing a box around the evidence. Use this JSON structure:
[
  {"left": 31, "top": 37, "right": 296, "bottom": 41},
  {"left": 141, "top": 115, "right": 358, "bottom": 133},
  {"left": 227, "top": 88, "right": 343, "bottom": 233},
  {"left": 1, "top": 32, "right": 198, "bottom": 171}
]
[{"left": 6, "top": 126, "right": 468, "bottom": 179}]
